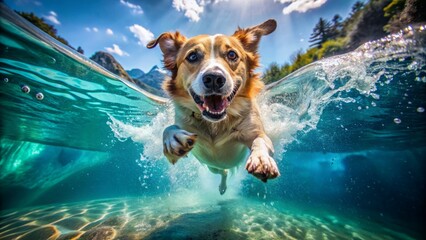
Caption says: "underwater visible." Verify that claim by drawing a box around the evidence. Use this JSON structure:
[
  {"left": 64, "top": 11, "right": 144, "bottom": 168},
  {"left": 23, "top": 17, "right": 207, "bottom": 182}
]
[{"left": 1, "top": 1, "right": 425, "bottom": 240}]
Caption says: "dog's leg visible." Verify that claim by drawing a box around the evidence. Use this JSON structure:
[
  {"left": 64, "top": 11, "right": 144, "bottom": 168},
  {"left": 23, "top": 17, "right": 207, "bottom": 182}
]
[
  {"left": 208, "top": 167, "right": 228, "bottom": 195},
  {"left": 245, "top": 136, "right": 280, "bottom": 182},
  {"left": 163, "top": 125, "right": 197, "bottom": 164},
  {"left": 219, "top": 170, "right": 228, "bottom": 195}
]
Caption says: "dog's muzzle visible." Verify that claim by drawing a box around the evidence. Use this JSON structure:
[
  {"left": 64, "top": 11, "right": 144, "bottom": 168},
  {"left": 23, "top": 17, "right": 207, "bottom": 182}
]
[{"left": 189, "top": 78, "right": 241, "bottom": 122}]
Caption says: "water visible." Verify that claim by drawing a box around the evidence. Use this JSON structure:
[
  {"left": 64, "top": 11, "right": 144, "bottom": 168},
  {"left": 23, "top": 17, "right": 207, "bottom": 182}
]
[{"left": 1, "top": 4, "right": 425, "bottom": 240}]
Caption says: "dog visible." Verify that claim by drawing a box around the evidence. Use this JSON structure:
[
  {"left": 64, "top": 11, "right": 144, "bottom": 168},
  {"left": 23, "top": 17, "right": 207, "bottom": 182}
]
[{"left": 147, "top": 19, "right": 280, "bottom": 194}]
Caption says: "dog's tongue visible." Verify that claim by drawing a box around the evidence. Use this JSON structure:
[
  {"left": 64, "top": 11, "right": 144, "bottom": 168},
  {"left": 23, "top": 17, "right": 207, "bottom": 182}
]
[{"left": 204, "top": 95, "right": 227, "bottom": 112}]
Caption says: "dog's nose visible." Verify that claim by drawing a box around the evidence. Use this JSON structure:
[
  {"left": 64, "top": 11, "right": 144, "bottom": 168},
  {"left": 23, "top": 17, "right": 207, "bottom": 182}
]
[{"left": 202, "top": 73, "right": 225, "bottom": 91}]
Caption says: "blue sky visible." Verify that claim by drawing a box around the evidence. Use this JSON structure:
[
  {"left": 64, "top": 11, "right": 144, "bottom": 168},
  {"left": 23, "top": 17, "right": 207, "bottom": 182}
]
[{"left": 5, "top": 0, "right": 361, "bottom": 73}]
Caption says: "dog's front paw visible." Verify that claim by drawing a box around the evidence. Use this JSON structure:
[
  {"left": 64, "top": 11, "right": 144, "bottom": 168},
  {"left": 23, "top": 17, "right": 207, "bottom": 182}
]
[
  {"left": 245, "top": 150, "right": 280, "bottom": 182},
  {"left": 163, "top": 126, "right": 197, "bottom": 164}
]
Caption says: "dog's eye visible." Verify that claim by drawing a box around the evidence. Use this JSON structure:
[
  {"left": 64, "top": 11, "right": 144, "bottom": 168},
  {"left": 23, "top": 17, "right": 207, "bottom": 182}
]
[
  {"left": 186, "top": 52, "right": 199, "bottom": 63},
  {"left": 227, "top": 50, "right": 238, "bottom": 61}
]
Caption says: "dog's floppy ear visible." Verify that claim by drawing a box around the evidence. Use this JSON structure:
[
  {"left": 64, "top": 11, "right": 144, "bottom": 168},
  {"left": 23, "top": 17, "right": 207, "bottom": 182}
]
[
  {"left": 147, "top": 32, "right": 187, "bottom": 71},
  {"left": 233, "top": 19, "right": 276, "bottom": 52}
]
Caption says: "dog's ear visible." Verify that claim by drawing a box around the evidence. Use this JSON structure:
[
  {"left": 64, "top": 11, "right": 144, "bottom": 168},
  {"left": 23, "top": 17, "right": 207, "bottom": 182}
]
[
  {"left": 233, "top": 19, "right": 276, "bottom": 52},
  {"left": 147, "top": 32, "right": 187, "bottom": 71}
]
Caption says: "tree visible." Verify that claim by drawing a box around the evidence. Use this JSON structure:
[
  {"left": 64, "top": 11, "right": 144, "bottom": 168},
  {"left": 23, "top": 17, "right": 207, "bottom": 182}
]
[
  {"left": 329, "top": 14, "right": 343, "bottom": 39},
  {"left": 351, "top": 1, "right": 365, "bottom": 15},
  {"left": 77, "top": 46, "right": 84, "bottom": 54},
  {"left": 17, "top": 11, "right": 72, "bottom": 48},
  {"left": 263, "top": 62, "right": 282, "bottom": 84},
  {"left": 309, "top": 17, "right": 332, "bottom": 48}
]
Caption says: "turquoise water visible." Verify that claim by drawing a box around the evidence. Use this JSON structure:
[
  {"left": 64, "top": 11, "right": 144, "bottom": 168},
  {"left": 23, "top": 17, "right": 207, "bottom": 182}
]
[{"left": 1, "top": 4, "right": 425, "bottom": 240}]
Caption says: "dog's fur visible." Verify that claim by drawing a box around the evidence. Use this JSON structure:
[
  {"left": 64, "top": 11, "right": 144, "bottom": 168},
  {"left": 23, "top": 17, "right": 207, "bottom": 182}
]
[{"left": 147, "top": 19, "right": 280, "bottom": 194}]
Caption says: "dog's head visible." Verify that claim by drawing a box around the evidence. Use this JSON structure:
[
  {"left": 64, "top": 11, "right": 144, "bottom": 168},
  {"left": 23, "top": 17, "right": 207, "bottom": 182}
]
[{"left": 147, "top": 19, "right": 276, "bottom": 122}]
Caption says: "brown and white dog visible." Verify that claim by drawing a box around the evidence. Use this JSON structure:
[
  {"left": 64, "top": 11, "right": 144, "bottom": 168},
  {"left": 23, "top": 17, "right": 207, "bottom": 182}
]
[{"left": 147, "top": 19, "right": 280, "bottom": 194}]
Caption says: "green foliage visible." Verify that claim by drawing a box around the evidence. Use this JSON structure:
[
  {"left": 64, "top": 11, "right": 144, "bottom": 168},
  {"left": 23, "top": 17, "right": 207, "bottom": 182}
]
[
  {"left": 383, "top": 0, "right": 406, "bottom": 32},
  {"left": 77, "top": 46, "right": 84, "bottom": 54},
  {"left": 317, "top": 38, "right": 347, "bottom": 59},
  {"left": 17, "top": 11, "right": 79, "bottom": 51},
  {"left": 262, "top": 0, "right": 413, "bottom": 84},
  {"left": 384, "top": 0, "right": 406, "bottom": 17}
]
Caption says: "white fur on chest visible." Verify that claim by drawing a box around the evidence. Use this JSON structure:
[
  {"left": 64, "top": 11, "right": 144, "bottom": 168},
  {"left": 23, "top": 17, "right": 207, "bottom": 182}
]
[{"left": 191, "top": 139, "right": 249, "bottom": 169}]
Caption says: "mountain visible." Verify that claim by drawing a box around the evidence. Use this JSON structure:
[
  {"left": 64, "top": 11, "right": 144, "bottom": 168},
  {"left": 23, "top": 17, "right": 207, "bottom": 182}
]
[
  {"left": 127, "top": 68, "right": 145, "bottom": 79},
  {"left": 90, "top": 51, "right": 133, "bottom": 82},
  {"left": 89, "top": 52, "right": 165, "bottom": 96},
  {"left": 135, "top": 65, "right": 166, "bottom": 90}
]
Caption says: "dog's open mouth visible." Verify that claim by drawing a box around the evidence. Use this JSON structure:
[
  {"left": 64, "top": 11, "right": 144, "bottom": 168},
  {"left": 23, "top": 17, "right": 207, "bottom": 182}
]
[{"left": 190, "top": 82, "right": 241, "bottom": 121}]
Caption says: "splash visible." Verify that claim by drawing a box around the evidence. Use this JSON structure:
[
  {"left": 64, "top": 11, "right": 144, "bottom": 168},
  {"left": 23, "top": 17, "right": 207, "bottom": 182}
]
[
  {"left": 261, "top": 25, "right": 426, "bottom": 153},
  {"left": 106, "top": 25, "right": 425, "bottom": 194},
  {"left": 108, "top": 25, "right": 425, "bottom": 157},
  {"left": 107, "top": 105, "right": 174, "bottom": 159}
]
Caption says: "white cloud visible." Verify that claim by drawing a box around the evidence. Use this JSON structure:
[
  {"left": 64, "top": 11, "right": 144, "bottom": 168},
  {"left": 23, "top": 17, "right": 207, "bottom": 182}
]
[
  {"left": 43, "top": 11, "right": 60, "bottom": 25},
  {"left": 85, "top": 27, "right": 100, "bottom": 32},
  {"left": 172, "top": 0, "right": 204, "bottom": 22},
  {"left": 106, "top": 28, "right": 114, "bottom": 35},
  {"left": 120, "top": 0, "right": 143, "bottom": 14},
  {"left": 105, "top": 44, "right": 129, "bottom": 56},
  {"left": 171, "top": 0, "right": 227, "bottom": 22},
  {"left": 122, "top": 36, "right": 128, "bottom": 42},
  {"left": 275, "top": 0, "right": 327, "bottom": 15},
  {"left": 129, "top": 24, "right": 154, "bottom": 46}
]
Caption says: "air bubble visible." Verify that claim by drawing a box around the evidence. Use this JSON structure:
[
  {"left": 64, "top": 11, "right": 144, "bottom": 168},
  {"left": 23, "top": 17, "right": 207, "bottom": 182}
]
[
  {"left": 393, "top": 118, "right": 401, "bottom": 124},
  {"left": 357, "top": 106, "right": 362, "bottom": 110},
  {"left": 35, "top": 92, "right": 44, "bottom": 100},
  {"left": 407, "top": 61, "right": 418, "bottom": 70},
  {"left": 49, "top": 57, "right": 56, "bottom": 64},
  {"left": 417, "top": 107, "right": 425, "bottom": 113},
  {"left": 21, "top": 85, "right": 30, "bottom": 93},
  {"left": 371, "top": 102, "right": 377, "bottom": 107},
  {"left": 3, "top": 77, "right": 8, "bottom": 83}
]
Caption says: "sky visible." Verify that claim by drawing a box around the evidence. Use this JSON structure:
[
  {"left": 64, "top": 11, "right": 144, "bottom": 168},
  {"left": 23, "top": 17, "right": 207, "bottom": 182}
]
[{"left": 5, "top": 0, "right": 361, "bottom": 73}]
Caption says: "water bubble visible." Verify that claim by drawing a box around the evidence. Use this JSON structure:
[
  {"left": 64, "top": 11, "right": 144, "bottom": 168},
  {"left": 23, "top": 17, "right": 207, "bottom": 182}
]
[
  {"left": 417, "top": 107, "right": 425, "bottom": 113},
  {"left": 357, "top": 106, "right": 362, "bottom": 110},
  {"left": 407, "top": 61, "right": 418, "bottom": 70},
  {"left": 3, "top": 77, "right": 8, "bottom": 83},
  {"left": 370, "top": 93, "right": 380, "bottom": 100},
  {"left": 393, "top": 118, "right": 401, "bottom": 124},
  {"left": 21, "top": 85, "right": 30, "bottom": 93},
  {"left": 371, "top": 102, "right": 377, "bottom": 107},
  {"left": 48, "top": 56, "right": 56, "bottom": 64},
  {"left": 35, "top": 92, "right": 44, "bottom": 100}
]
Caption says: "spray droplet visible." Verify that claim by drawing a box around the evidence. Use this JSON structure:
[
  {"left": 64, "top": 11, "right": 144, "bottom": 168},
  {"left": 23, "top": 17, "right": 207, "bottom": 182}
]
[
  {"left": 393, "top": 118, "right": 401, "bottom": 124},
  {"left": 35, "top": 92, "right": 44, "bottom": 100},
  {"left": 21, "top": 85, "right": 30, "bottom": 93},
  {"left": 417, "top": 107, "right": 425, "bottom": 113},
  {"left": 3, "top": 77, "right": 8, "bottom": 83}
]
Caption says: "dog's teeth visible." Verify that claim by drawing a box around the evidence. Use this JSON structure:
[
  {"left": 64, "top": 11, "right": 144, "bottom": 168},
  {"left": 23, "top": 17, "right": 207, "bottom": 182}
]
[{"left": 206, "top": 106, "right": 210, "bottom": 112}]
